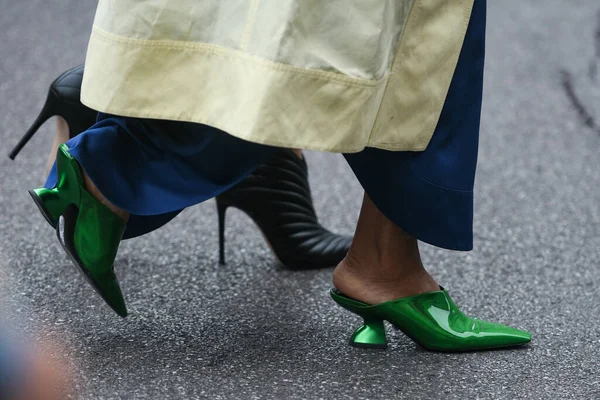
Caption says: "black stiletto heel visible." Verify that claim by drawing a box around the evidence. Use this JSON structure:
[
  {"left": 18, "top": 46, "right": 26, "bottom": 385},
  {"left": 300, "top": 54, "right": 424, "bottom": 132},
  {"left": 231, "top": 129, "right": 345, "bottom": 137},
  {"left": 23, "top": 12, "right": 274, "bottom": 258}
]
[
  {"left": 216, "top": 150, "right": 352, "bottom": 270},
  {"left": 9, "top": 64, "right": 98, "bottom": 160},
  {"left": 217, "top": 198, "right": 228, "bottom": 265},
  {"left": 9, "top": 91, "right": 56, "bottom": 159}
]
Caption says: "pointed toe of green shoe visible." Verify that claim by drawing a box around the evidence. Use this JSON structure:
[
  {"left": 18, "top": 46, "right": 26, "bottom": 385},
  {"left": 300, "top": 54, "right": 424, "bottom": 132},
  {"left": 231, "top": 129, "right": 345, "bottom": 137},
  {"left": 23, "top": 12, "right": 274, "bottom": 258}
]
[
  {"left": 330, "top": 288, "right": 531, "bottom": 352},
  {"left": 72, "top": 258, "right": 128, "bottom": 318},
  {"left": 55, "top": 200, "right": 128, "bottom": 318},
  {"left": 469, "top": 320, "right": 531, "bottom": 349},
  {"left": 504, "top": 326, "right": 531, "bottom": 345},
  {"left": 92, "top": 274, "right": 128, "bottom": 318}
]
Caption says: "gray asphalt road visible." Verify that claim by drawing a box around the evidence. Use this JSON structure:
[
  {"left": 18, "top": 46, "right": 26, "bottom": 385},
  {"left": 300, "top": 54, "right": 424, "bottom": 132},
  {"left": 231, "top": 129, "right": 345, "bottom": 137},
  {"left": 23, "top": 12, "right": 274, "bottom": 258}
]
[{"left": 1, "top": 1, "right": 600, "bottom": 399}]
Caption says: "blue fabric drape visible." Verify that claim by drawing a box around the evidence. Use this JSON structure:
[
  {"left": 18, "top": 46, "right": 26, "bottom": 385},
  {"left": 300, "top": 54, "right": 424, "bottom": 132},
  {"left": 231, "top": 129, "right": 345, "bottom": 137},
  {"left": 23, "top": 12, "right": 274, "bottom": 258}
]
[{"left": 45, "top": 0, "right": 486, "bottom": 249}]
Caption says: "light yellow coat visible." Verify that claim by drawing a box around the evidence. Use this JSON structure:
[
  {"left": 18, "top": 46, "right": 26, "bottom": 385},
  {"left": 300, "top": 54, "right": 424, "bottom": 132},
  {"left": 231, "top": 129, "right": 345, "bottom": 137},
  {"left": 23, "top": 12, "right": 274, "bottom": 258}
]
[{"left": 82, "top": 0, "right": 474, "bottom": 153}]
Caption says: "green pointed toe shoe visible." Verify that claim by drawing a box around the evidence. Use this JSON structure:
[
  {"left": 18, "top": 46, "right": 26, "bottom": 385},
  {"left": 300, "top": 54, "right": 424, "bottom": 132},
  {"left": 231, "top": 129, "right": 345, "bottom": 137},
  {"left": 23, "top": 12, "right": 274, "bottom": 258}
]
[
  {"left": 330, "top": 288, "right": 530, "bottom": 352},
  {"left": 30, "top": 144, "right": 128, "bottom": 318}
]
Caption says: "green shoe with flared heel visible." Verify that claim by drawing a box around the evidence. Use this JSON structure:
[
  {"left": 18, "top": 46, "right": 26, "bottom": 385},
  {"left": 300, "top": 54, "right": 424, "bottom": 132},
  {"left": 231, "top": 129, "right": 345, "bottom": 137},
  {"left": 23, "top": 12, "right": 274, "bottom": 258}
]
[
  {"left": 330, "top": 288, "right": 531, "bottom": 352},
  {"left": 30, "top": 144, "right": 128, "bottom": 318}
]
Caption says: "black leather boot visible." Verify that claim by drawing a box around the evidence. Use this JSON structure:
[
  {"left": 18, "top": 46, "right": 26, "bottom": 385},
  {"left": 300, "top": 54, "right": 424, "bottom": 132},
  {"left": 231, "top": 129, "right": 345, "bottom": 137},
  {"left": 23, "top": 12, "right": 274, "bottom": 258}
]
[{"left": 217, "top": 149, "right": 351, "bottom": 269}]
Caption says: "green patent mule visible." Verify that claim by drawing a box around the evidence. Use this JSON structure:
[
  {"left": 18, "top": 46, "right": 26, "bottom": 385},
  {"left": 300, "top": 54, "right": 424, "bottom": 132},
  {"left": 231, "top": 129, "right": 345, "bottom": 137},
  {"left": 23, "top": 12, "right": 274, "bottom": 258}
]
[
  {"left": 30, "top": 144, "right": 128, "bottom": 317},
  {"left": 330, "top": 288, "right": 531, "bottom": 352}
]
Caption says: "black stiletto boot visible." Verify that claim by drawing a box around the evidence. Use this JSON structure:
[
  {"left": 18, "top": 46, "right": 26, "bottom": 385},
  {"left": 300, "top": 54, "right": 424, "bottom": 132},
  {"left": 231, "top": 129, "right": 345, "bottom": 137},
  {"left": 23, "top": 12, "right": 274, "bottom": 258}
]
[
  {"left": 9, "top": 64, "right": 97, "bottom": 159},
  {"left": 216, "top": 150, "right": 352, "bottom": 269}
]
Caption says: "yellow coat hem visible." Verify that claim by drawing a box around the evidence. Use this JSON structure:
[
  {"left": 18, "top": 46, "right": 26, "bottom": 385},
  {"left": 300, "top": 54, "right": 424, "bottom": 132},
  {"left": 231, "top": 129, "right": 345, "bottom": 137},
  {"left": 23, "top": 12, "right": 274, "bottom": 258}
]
[{"left": 81, "top": 0, "right": 474, "bottom": 153}]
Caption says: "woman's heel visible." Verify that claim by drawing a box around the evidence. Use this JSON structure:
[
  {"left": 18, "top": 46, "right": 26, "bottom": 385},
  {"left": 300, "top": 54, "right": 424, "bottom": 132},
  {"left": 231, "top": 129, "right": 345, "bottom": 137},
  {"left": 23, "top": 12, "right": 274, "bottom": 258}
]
[
  {"left": 216, "top": 198, "right": 228, "bottom": 265},
  {"left": 349, "top": 318, "right": 387, "bottom": 349},
  {"left": 9, "top": 90, "right": 57, "bottom": 160}
]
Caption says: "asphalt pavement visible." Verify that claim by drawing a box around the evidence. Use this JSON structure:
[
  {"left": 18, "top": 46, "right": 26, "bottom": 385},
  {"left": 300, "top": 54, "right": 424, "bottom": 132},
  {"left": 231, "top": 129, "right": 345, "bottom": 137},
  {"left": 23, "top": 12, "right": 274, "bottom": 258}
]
[{"left": 1, "top": 1, "right": 600, "bottom": 399}]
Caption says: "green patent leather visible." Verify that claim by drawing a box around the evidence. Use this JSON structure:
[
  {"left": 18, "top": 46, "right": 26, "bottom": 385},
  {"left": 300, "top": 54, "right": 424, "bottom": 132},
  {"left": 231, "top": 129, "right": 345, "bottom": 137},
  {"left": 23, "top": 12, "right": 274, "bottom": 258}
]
[
  {"left": 330, "top": 288, "right": 531, "bottom": 352},
  {"left": 350, "top": 318, "right": 387, "bottom": 349},
  {"left": 30, "top": 144, "right": 128, "bottom": 317}
]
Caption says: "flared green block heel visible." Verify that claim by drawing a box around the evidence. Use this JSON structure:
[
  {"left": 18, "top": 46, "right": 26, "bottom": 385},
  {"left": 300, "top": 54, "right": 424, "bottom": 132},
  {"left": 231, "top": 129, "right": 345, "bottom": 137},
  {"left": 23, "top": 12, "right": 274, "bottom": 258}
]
[
  {"left": 349, "top": 318, "right": 387, "bottom": 349},
  {"left": 330, "top": 288, "right": 531, "bottom": 352},
  {"left": 31, "top": 144, "right": 128, "bottom": 318}
]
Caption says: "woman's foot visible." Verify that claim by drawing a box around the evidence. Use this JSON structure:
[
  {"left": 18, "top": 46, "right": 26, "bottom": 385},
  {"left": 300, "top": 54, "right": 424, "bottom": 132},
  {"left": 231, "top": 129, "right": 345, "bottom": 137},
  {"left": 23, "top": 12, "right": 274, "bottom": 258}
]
[
  {"left": 332, "top": 193, "right": 438, "bottom": 305},
  {"left": 330, "top": 193, "right": 531, "bottom": 351}
]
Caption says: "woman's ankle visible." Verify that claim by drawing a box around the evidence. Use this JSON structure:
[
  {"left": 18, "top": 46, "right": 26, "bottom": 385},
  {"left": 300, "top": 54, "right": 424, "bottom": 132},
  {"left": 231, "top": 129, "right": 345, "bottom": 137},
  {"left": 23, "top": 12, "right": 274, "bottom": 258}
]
[
  {"left": 83, "top": 173, "right": 130, "bottom": 222},
  {"left": 332, "top": 256, "right": 439, "bottom": 305}
]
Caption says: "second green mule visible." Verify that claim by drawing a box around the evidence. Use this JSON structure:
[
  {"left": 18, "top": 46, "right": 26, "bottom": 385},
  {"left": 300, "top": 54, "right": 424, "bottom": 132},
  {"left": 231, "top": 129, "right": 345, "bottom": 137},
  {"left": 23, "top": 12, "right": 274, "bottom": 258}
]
[{"left": 30, "top": 144, "right": 128, "bottom": 317}]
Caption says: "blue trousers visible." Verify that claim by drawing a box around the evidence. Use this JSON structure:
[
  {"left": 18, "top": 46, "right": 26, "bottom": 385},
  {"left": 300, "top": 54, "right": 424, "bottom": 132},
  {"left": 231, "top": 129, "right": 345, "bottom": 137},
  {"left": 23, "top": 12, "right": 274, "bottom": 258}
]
[{"left": 46, "top": 0, "right": 486, "bottom": 251}]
